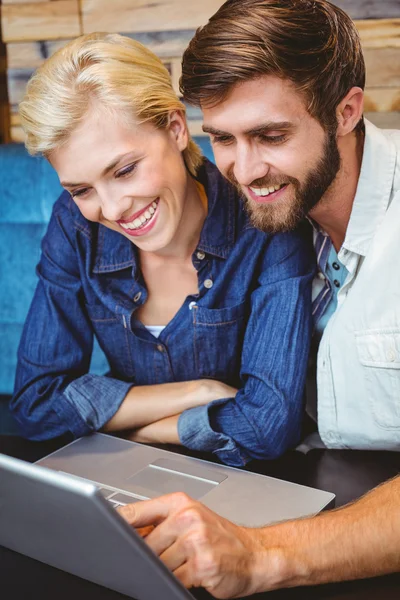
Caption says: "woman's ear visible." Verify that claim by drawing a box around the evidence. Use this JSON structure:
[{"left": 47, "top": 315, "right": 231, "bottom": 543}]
[{"left": 168, "top": 110, "right": 189, "bottom": 151}]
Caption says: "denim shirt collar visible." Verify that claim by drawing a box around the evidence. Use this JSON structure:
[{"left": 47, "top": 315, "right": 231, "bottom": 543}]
[
  {"left": 195, "top": 158, "right": 237, "bottom": 259},
  {"left": 92, "top": 158, "right": 238, "bottom": 274}
]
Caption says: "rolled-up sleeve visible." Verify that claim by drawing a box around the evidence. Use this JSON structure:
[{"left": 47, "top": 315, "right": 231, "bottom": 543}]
[
  {"left": 11, "top": 200, "right": 132, "bottom": 440},
  {"left": 178, "top": 227, "right": 315, "bottom": 467}
]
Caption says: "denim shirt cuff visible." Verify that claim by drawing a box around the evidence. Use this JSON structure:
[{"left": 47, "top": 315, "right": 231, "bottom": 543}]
[
  {"left": 178, "top": 400, "right": 250, "bottom": 467},
  {"left": 63, "top": 374, "right": 133, "bottom": 437}
]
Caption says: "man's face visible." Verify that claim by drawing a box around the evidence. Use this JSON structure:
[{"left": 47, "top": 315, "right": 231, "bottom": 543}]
[{"left": 202, "top": 76, "right": 340, "bottom": 232}]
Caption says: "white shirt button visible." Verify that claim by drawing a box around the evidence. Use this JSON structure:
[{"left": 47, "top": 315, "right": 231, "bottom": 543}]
[
  {"left": 188, "top": 301, "right": 197, "bottom": 310},
  {"left": 386, "top": 349, "right": 396, "bottom": 362},
  {"left": 196, "top": 251, "right": 205, "bottom": 260},
  {"left": 133, "top": 292, "right": 142, "bottom": 302},
  {"left": 317, "top": 272, "right": 325, "bottom": 280},
  {"left": 204, "top": 279, "right": 213, "bottom": 289}
]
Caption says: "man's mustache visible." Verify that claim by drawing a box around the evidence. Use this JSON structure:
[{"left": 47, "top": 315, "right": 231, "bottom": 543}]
[{"left": 226, "top": 169, "right": 298, "bottom": 192}]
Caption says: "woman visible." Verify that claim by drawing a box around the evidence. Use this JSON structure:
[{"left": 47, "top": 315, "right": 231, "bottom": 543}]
[{"left": 12, "top": 33, "right": 314, "bottom": 467}]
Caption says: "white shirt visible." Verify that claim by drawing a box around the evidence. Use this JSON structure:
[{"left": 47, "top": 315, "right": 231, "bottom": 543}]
[{"left": 316, "top": 119, "right": 400, "bottom": 450}]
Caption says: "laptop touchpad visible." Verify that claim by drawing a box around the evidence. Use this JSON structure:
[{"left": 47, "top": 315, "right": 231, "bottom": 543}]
[{"left": 125, "top": 458, "right": 227, "bottom": 500}]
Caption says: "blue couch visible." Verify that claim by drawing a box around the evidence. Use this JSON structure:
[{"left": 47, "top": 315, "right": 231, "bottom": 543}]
[{"left": 0, "top": 139, "right": 214, "bottom": 434}]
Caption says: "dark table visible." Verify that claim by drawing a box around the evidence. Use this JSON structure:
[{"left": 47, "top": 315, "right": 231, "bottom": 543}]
[{"left": 1, "top": 435, "right": 399, "bottom": 600}]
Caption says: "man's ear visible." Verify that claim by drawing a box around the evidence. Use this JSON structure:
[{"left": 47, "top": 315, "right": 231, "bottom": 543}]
[
  {"left": 336, "top": 87, "right": 364, "bottom": 137},
  {"left": 168, "top": 110, "right": 189, "bottom": 151}
]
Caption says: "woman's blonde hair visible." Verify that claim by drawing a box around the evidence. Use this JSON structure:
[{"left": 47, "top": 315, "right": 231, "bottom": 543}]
[{"left": 19, "top": 32, "right": 203, "bottom": 175}]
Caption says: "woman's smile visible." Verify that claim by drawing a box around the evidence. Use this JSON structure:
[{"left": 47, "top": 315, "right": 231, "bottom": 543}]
[{"left": 117, "top": 198, "right": 160, "bottom": 237}]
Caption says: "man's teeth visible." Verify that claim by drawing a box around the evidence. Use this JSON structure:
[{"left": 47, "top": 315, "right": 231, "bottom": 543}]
[
  {"left": 120, "top": 201, "right": 158, "bottom": 230},
  {"left": 249, "top": 184, "right": 285, "bottom": 197}
]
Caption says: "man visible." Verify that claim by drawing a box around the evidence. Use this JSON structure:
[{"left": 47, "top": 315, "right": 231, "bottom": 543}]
[{"left": 120, "top": 0, "right": 400, "bottom": 595}]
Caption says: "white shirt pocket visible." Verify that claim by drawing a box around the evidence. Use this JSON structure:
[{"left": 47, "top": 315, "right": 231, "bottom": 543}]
[{"left": 355, "top": 329, "right": 400, "bottom": 429}]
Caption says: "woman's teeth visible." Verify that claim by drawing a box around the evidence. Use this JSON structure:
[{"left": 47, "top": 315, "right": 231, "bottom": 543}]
[
  {"left": 120, "top": 200, "right": 159, "bottom": 230},
  {"left": 249, "top": 184, "right": 285, "bottom": 196}
]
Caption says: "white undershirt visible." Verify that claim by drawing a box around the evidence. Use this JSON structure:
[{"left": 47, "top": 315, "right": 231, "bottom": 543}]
[{"left": 144, "top": 325, "right": 166, "bottom": 339}]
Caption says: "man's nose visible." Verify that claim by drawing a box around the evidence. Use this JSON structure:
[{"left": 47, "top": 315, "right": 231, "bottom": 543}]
[{"left": 233, "top": 144, "right": 270, "bottom": 187}]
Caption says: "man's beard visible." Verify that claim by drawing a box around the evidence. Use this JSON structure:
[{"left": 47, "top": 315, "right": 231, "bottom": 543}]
[{"left": 228, "top": 130, "right": 341, "bottom": 233}]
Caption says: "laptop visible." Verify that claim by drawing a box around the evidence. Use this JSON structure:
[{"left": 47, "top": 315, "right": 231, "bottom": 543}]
[{"left": 0, "top": 434, "right": 335, "bottom": 599}]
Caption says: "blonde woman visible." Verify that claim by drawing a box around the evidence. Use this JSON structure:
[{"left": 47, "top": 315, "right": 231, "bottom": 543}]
[{"left": 12, "top": 33, "right": 314, "bottom": 467}]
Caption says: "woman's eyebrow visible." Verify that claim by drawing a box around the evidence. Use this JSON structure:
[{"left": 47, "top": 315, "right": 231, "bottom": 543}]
[{"left": 61, "top": 152, "right": 134, "bottom": 187}]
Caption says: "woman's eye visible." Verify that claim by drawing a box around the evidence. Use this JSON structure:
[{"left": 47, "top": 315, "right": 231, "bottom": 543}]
[
  {"left": 115, "top": 163, "right": 137, "bottom": 178},
  {"left": 71, "top": 187, "right": 90, "bottom": 198}
]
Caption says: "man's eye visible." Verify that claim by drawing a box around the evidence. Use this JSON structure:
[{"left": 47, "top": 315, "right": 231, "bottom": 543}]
[
  {"left": 259, "top": 134, "right": 287, "bottom": 144},
  {"left": 115, "top": 163, "right": 137, "bottom": 178},
  {"left": 71, "top": 187, "right": 90, "bottom": 198},
  {"left": 211, "top": 135, "right": 234, "bottom": 145}
]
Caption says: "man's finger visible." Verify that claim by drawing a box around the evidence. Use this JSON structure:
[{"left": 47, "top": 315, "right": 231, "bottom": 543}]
[
  {"left": 140, "top": 517, "right": 181, "bottom": 556},
  {"left": 172, "top": 563, "right": 194, "bottom": 590},
  {"left": 118, "top": 497, "right": 171, "bottom": 527},
  {"left": 118, "top": 492, "right": 195, "bottom": 528},
  {"left": 135, "top": 525, "right": 155, "bottom": 538},
  {"left": 159, "top": 540, "right": 187, "bottom": 572}
]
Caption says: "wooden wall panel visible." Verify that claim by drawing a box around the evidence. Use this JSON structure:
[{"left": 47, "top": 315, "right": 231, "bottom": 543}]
[
  {"left": 364, "top": 112, "right": 400, "bottom": 129},
  {"left": 364, "top": 48, "right": 400, "bottom": 87},
  {"left": 81, "top": 0, "right": 224, "bottom": 34},
  {"left": 356, "top": 18, "right": 400, "bottom": 47},
  {"left": 1, "top": 0, "right": 399, "bottom": 141},
  {"left": 334, "top": 1, "right": 400, "bottom": 20},
  {"left": 6, "top": 30, "right": 194, "bottom": 69},
  {"left": 1, "top": 0, "right": 81, "bottom": 43},
  {"left": 6, "top": 39, "right": 72, "bottom": 69},
  {"left": 364, "top": 88, "right": 400, "bottom": 113},
  {"left": 3, "top": 1, "right": 50, "bottom": 5}
]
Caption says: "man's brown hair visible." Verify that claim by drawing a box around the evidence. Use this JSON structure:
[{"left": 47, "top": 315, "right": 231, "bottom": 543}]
[{"left": 181, "top": 0, "right": 365, "bottom": 133}]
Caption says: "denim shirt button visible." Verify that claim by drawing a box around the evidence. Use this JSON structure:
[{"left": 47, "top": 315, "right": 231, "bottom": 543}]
[
  {"left": 133, "top": 292, "right": 142, "bottom": 302},
  {"left": 157, "top": 344, "right": 164, "bottom": 352},
  {"left": 204, "top": 278, "right": 213, "bottom": 289},
  {"left": 188, "top": 301, "right": 197, "bottom": 310},
  {"left": 196, "top": 251, "right": 205, "bottom": 260}
]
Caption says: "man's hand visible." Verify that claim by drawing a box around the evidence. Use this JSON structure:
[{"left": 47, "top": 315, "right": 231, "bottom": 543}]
[
  {"left": 118, "top": 493, "right": 267, "bottom": 599},
  {"left": 118, "top": 477, "right": 400, "bottom": 596}
]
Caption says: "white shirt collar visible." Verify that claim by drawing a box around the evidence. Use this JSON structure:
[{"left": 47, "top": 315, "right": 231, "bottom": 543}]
[{"left": 342, "top": 119, "right": 397, "bottom": 257}]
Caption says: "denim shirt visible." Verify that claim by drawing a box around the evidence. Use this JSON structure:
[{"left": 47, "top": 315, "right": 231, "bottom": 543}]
[{"left": 12, "top": 159, "right": 315, "bottom": 466}]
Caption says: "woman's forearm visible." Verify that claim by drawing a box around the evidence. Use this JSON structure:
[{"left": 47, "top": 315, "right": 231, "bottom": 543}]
[
  {"left": 103, "top": 379, "right": 237, "bottom": 432},
  {"left": 126, "top": 414, "right": 181, "bottom": 445}
]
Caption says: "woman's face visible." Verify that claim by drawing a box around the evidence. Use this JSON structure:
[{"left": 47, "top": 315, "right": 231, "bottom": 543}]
[{"left": 49, "top": 106, "right": 191, "bottom": 254}]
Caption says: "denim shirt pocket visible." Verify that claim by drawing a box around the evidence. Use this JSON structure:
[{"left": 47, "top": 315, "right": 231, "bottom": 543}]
[
  {"left": 193, "top": 300, "right": 248, "bottom": 385},
  {"left": 355, "top": 329, "right": 400, "bottom": 429},
  {"left": 84, "top": 301, "right": 136, "bottom": 381}
]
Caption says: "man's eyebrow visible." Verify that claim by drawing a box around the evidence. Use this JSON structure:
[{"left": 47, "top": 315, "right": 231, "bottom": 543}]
[
  {"left": 244, "top": 121, "right": 294, "bottom": 136},
  {"left": 61, "top": 152, "right": 134, "bottom": 188},
  {"left": 202, "top": 125, "right": 231, "bottom": 136},
  {"left": 202, "top": 121, "right": 294, "bottom": 137}
]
